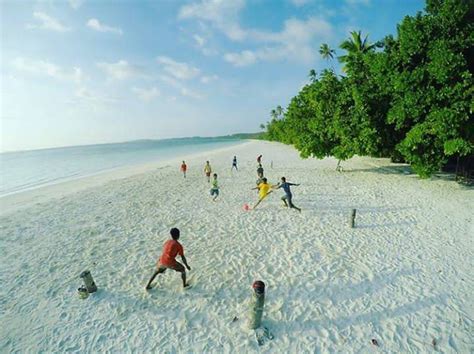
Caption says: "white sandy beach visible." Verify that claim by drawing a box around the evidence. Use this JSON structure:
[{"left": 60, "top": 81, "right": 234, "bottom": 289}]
[{"left": 0, "top": 140, "right": 472, "bottom": 352}]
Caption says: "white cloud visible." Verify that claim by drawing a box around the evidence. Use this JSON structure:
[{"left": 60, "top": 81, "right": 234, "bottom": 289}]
[
  {"left": 87, "top": 18, "right": 123, "bottom": 35},
  {"left": 75, "top": 87, "right": 117, "bottom": 103},
  {"left": 224, "top": 17, "right": 334, "bottom": 66},
  {"left": 290, "top": 0, "right": 311, "bottom": 6},
  {"left": 97, "top": 60, "right": 144, "bottom": 80},
  {"left": 224, "top": 50, "right": 257, "bottom": 67},
  {"left": 156, "top": 56, "right": 200, "bottom": 80},
  {"left": 159, "top": 75, "right": 203, "bottom": 100},
  {"left": 345, "top": 0, "right": 370, "bottom": 5},
  {"left": 193, "top": 34, "right": 206, "bottom": 47},
  {"left": 192, "top": 33, "right": 218, "bottom": 56},
  {"left": 159, "top": 75, "right": 181, "bottom": 89},
  {"left": 179, "top": 1, "right": 333, "bottom": 66},
  {"left": 132, "top": 87, "right": 161, "bottom": 102},
  {"left": 12, "top": 57, "right": 83, "bottom": 83},
  {"left": 179, "top": 0, "right": 247, "bottom": 41},
  {"left": 200, "top": 74, "right": 218, "bottom": 84},
  {"left": 69, "top": 0, "right": 84, "bottom": 10},
  {"left": 26, "top": 12, "right": 71, "bottom": 32},
  {"left": 180, "top": 87, "right": 203, "bottom": 99}
]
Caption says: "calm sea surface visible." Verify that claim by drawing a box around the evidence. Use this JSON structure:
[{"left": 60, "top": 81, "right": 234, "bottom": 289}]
[{"left": 0, "top": 138, "right": 244, "bottom": 196}]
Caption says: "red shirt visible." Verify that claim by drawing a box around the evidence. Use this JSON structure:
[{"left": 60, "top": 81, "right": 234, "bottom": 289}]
[
  {"left": 159, "top": 239, "right": 184, "bottom": 267},
  {"left": 181, "top": 164, "right": 187, "bottom": 171}
]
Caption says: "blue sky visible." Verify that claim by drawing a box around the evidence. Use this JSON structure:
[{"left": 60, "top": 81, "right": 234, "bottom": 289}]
[{"left": 1, "top": 0, "right": 424, "bottom": 152}]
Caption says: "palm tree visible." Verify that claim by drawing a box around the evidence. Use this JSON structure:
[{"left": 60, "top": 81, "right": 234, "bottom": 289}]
[
  {"left": 319, "top": 43, "right": 335, "bottom": 61},
  {"left": 319, "top": 43, "right": 336, "bottom": 72},
  {"left": 308, "top": 69, "right": 317, "bottom": 82},
  {"left": 338, "top": 31, "right": 376, "bottom": 64},
  {"left": 270, "top": 108, "right": 277, "bottom": 120},
  {"left": 276, "top": 105, "right": 284, "bottom": 118}
]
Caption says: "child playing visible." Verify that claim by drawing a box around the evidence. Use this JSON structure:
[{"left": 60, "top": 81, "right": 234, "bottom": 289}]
[
  {"left": 180, "top": 161, "right": 187, "bottom": 178},
  {"left": 210, "top": 173, "right": 219, "bottom": 201},
  {"left": 275, "top": 177, "right": 301, "bottom": 212},
  {"left": 204, "top": 161, "right": 212, "bottom": 183},
  {"left": 145, "top": 228, "right": 191, "bottom": 290},
  {"left": 251, "top": 177, "right": 272, "bottom": 210}
]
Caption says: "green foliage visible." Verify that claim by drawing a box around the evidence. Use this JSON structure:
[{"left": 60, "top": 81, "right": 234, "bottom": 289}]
[{"left": 263, "top": 0, "right": 474, "bottom": 178}]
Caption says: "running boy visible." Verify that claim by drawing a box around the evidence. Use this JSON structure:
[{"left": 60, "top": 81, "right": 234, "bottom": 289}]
[
  {"left": 145, "top": 228, "right": 191, "bottom": 290},
  {"left": 204, "top": 161, "right": 212, "bottom": 183},
  {"left": 210, "top": 173, "right": 219, "bottom": 201},
  {"left": 275, "top": 177, "right": 301, "bottom": 212},
  {"left": 180, "top": 161, "right": 187, "bottom": 178},
  {"left": 251, "top": 177, "right": 272, "bottom": 210}
]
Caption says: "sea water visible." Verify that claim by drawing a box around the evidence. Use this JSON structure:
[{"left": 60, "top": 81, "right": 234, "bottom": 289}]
[{"left": 0, "top": 137, "right": 244, "bottom": 196}]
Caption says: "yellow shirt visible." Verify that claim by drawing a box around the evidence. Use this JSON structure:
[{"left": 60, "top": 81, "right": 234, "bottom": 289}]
[{"left": 258, "top": 182, "right": 271, "bottom": 199}]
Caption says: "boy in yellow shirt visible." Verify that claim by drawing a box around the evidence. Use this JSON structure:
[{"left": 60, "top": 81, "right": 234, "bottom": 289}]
[{"left": 251, "top": 177, "right": 272, "bottom": 210}]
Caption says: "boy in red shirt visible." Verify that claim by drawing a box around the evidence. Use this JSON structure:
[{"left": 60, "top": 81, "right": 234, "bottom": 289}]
[
  {"left": 180, "top": 161, "right": 187, "bottom": 178},
  {"left": 145, "top": 228, "right": 191, "bottom": 290}
]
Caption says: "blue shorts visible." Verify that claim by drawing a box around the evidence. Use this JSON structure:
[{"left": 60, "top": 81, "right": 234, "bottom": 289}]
[{"left": 210, "top": 188, "right": 219, "bottom": 196}]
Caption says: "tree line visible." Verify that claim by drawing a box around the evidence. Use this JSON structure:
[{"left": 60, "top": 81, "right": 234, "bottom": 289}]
[{"left": 262, "top": 0, "right": 473, "bottom": 178}]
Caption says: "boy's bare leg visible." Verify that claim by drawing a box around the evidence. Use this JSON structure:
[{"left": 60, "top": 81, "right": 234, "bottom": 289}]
[
  {"left": 174, "top": 262, "right": 189, "bottom": 287},
  {"left": 253, "top": 198, "right": 263, "bottom": 210},
  {"left": 182, "top": 271, "right": 188, "bottom": 287},
  {"left": 288, "top": 199, "right": 301, "bottom": 212},
  {"left": 291, "top": 205, "right": 301, "bottom": 212},
  {"left": 146, "top": 268, "right": 165, "bottom": 290}
]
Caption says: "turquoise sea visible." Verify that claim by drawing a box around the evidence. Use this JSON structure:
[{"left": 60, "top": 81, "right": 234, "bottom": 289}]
[{"left": 0, "top": 137, "right": 244, "bottom": 196}]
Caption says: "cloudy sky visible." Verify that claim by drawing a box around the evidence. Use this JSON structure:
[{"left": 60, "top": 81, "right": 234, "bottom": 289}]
[{"left": 1, "top": 0, "right": 424, "bottom": 152}]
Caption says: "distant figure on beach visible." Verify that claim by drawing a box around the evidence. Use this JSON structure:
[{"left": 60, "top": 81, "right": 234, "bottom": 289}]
[
  {"left": 180, "top": 161, "right": 187, "bottom": 178},
  {"left": 257, "top": 164, "right": 264, "bottom": 178},
  {"left": 204, "top": 161, "right": 212, "bottom": 183},
  {"left": 145, "top": 228, "right": 191, "bottom": 290},
  {"left": 275, "top": 177, "right": 301, "bottom": 212},
  {"left": 257, "top": 155, "right": 262, "bottom": 164},
  {"left": 210, "top": 173, "right": 219, "bottom": 201},
  {"left": 232, "top": 156, "right": 238, "bottom": 171},
  {"left": 251, "top": 177, "right": 272, "bottom": 210}
]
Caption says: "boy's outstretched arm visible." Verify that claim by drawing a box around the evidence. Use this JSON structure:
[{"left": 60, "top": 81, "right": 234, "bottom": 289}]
[{"left": 181, "top": 255, "right": 191, "bottom": 270}]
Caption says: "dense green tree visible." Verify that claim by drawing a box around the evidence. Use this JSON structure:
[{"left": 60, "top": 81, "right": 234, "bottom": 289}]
[
  {"left": 263, "top": 0, "right": 473, "bottom": 178},
  {"left": 387, "top": 0, "right": 474, "bottom": 177},
  {"left": 338, "top": 31, "right": 376, "bottom": 66}
]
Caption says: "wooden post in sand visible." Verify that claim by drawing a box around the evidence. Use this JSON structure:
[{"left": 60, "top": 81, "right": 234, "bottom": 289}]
[
  {"left": 80, "top": 270, "right": 97, "bottom": 293},
  {"left": 248, "top": 281, "right": 265, "bottom": 329},
  {"left": 350, "top": 209, "right": 356, "bottom": 228}
]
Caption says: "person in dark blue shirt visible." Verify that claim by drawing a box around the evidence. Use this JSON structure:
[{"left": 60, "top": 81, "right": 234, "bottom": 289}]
[
  {"left": 275, "top": 177, "right": 301, "bottom": 212},
  {"left": 232, "top": 156, "right": 238, "bottom": 171}
]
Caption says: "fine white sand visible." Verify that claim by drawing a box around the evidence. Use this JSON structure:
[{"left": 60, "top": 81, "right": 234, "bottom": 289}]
[{"left": 0, "top": 140, "right": 472, "bottom": 352}]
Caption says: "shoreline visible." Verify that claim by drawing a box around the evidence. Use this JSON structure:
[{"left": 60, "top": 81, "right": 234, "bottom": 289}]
[{"left": 0, "top": 140, "right": 250, "bottom": 216}]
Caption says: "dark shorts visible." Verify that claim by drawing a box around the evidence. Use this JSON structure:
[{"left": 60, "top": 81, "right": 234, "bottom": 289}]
[
  {"left": 282, "top": 194, "right": 292, "bottom": 203},
  {"left": 206, "top": 172, "right": 211, "bottom": 177},
  {"left": 210, "top": 188, "right": 219, "bottom": 196},
  {"left": 157, "top": 262, "right": 185, "bottom": 273}
]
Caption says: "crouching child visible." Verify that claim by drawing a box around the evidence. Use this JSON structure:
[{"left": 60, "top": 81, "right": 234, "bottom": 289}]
[{"left": 145, "top": 228, "right": 191, "bottom": 289}]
